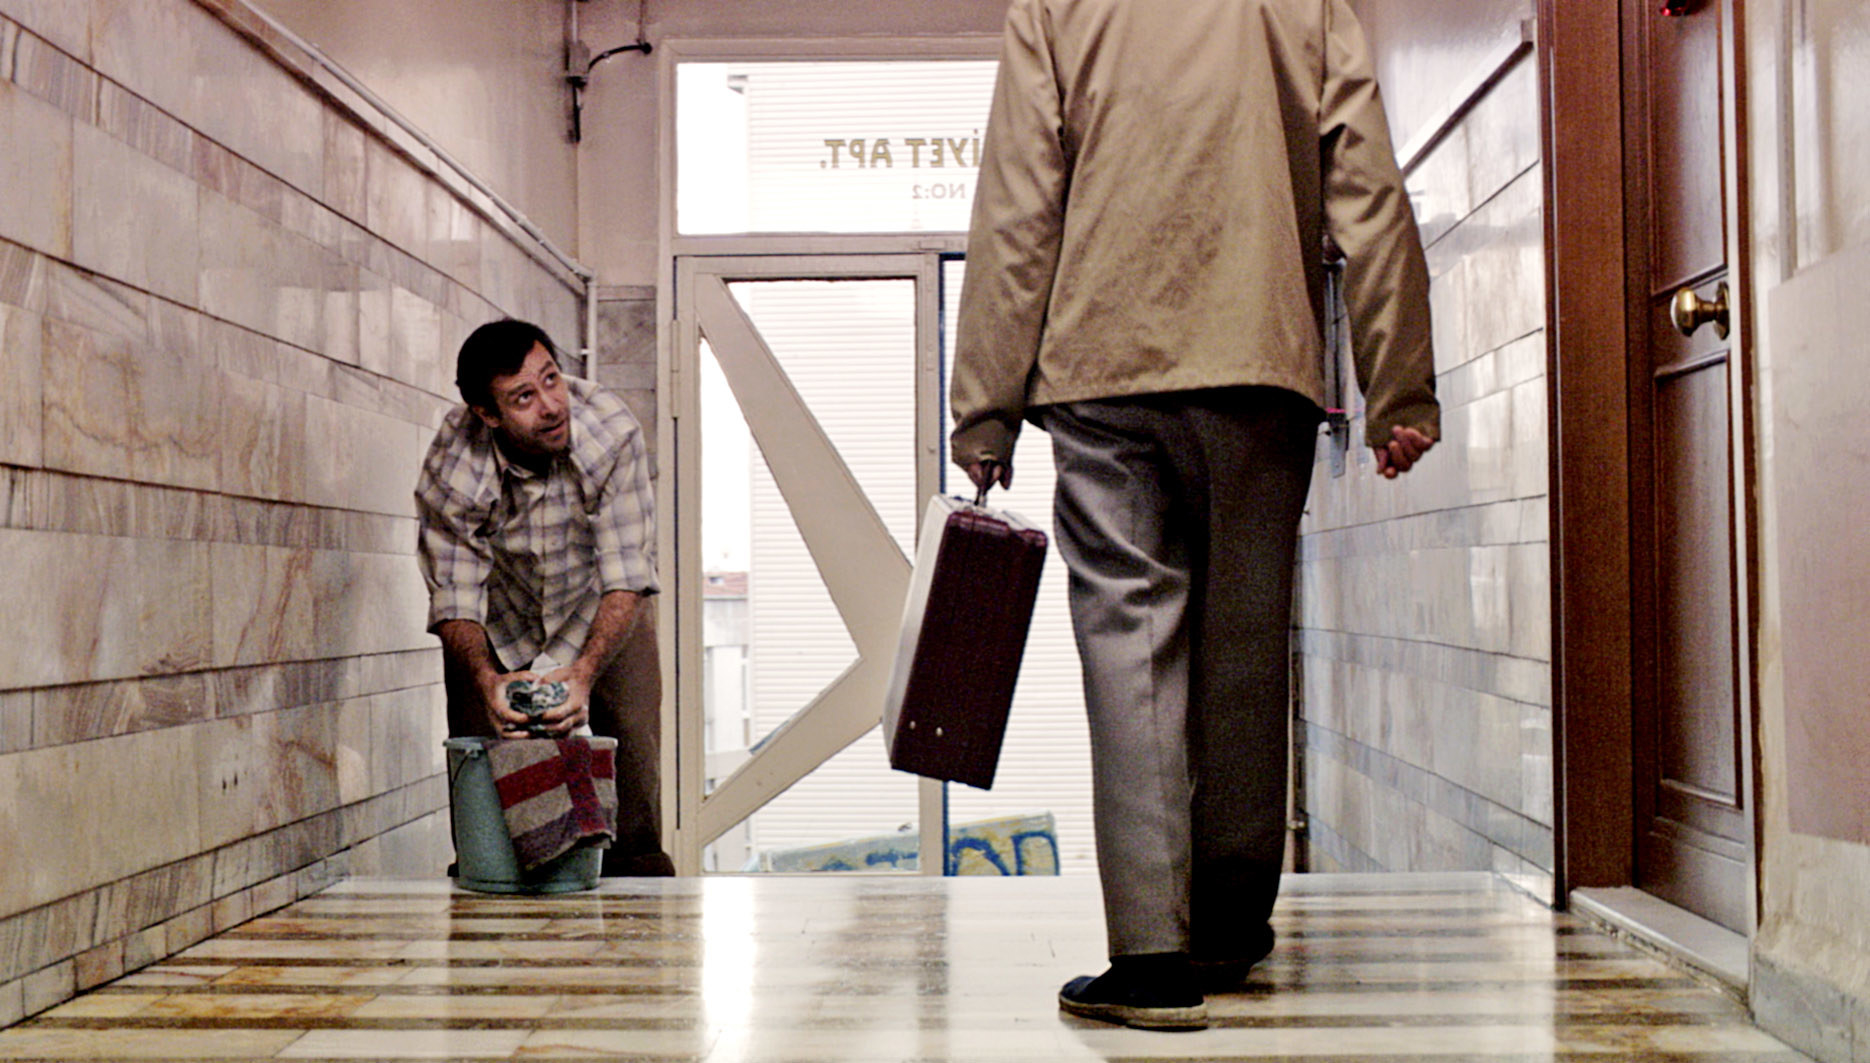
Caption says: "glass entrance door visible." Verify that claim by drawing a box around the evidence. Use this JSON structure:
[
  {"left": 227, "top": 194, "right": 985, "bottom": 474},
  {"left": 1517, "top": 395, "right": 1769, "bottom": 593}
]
[{"left": 671, "top": 254, "right": 945, "bottom": 874}]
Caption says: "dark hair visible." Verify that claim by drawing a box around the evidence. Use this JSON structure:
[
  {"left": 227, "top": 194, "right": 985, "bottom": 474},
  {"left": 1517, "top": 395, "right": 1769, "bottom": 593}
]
[{"left": 456, "top": 318, "right": 558, "bottom": 409}]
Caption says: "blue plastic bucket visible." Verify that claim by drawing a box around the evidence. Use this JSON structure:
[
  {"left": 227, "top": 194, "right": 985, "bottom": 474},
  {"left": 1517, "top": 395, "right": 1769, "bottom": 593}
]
[{"left": 444, "top": 737, "right": 608, "bottom": 894}]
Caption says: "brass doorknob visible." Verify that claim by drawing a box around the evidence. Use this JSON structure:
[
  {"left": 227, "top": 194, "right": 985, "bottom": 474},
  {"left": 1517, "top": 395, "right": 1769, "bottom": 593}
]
[{"left": 1670, "top": 281, "right": 1730, "bottom": 339}]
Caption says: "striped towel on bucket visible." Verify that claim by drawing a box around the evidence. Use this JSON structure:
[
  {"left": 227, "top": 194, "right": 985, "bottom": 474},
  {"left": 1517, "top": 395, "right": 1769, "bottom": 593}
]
[{"left": 486, "top": 738, "right": 617, "bottom": 871}]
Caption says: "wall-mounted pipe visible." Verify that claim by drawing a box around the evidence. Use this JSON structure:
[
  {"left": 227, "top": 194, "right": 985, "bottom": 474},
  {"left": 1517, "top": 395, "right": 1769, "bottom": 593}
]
[{"left": 566, "top": 0, "right": 653, "bottom": 144}]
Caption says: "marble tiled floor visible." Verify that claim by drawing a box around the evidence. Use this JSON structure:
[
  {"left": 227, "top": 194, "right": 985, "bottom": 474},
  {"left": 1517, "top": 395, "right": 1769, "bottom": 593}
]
[{"left": 0, "top": 872, "right": 1813, "bottom": 1061}]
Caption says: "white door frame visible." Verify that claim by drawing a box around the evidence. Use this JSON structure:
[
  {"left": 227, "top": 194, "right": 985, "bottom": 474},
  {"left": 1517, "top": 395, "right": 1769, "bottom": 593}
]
[{"left": 667, "top": 249, "right": 955, "bottom": 874}]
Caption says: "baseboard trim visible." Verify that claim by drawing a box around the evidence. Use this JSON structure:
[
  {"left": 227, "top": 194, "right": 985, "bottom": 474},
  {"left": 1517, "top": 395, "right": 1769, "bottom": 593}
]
[{"left": 1570, "top": 886, "right": 1748, "bottom": 998}]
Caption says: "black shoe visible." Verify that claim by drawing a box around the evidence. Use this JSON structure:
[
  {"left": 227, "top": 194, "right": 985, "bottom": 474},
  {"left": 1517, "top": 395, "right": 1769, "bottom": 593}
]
[
  {"left": 1192, "top": 923, "right": 1276, "bottom": 993},
  {"left": 1057, "top": 953, "right": 1207, "bottom": 1030}
]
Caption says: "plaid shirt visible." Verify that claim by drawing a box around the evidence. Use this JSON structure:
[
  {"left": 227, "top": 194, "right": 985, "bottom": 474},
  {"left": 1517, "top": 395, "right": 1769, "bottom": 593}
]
[{"left": 415, "top": 377, "right": 658, "bottom": 671}]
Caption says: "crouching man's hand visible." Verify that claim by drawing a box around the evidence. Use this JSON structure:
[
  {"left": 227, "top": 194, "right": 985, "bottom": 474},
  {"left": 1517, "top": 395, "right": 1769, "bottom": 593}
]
[
  {"left": 476, "top": 668, "right": 540, "bottom": 737},
  {"left": 534, "top": 665, "right": 593, "bottom": 736}
]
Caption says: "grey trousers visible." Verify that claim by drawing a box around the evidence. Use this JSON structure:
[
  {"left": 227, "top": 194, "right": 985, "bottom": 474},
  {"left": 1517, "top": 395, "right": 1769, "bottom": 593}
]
[{"left": 1040, "top": 387, "right": 1318, "bottom": 959}]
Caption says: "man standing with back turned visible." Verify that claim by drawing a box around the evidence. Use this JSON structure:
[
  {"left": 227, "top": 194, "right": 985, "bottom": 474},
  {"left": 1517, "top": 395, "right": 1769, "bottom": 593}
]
[
  {"left": 952, "top": 0, "right": 1440, "bottom": 1030},
  {"left": 416, "top": 318, "right": 674, "bottom": 877}
]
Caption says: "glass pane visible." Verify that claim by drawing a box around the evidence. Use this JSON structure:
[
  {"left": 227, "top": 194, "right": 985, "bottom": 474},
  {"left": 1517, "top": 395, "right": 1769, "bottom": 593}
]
[
  {"left": 937, "top": 257, "right": 1098, "bottom": 877},
  {"left": 677, "top": 60, "right": 997, "bottom": 234},
  {"left": 699, "top": 278, "right": 922, "bottom": 872}
]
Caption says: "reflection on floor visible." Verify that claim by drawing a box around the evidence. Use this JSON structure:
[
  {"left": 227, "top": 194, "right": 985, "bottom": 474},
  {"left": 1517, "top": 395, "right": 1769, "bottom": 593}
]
[{"left": 0, "top": 872, "right": 1812, "bottom": 1061}]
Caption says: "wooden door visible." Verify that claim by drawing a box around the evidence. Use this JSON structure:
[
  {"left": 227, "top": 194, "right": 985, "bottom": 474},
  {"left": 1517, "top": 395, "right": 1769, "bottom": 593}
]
[{"left": 1625, "top": 0, "right": 1749, "bottom": 931}]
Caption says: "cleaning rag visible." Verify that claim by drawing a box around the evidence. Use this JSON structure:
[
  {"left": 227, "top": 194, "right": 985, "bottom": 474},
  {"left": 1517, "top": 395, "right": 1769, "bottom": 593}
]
[{"left": 486, "top": 737, "right": 617, "bottom": 871}]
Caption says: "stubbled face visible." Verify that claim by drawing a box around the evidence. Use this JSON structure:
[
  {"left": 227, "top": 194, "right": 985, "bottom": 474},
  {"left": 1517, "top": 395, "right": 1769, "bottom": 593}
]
[{"left": 475, "top": 344, "right": 571, "bottom": 461}]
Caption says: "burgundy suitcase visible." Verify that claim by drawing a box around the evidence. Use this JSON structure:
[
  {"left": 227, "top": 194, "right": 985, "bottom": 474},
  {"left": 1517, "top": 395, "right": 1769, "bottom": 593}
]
[{"left": 882, "top": 493, "right": 1048, "bottom": 790}]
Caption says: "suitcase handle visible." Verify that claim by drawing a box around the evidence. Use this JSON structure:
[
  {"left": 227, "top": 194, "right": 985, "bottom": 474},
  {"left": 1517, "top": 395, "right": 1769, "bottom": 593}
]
[{"left": 973, "top": 459, "right": 1001, "bottom": 507}]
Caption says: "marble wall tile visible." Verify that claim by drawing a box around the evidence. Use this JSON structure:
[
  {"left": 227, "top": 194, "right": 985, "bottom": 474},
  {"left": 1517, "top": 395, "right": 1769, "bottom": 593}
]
[
  {"left": 0, "top": 690, "right": 28, "bottom": 754},
  {"left": 388, "top": 284, "right": 443, "bottom": 391},
  {"left": 43, "top": 258, "right": 149, "bottom": 341},
  {"left": 1407, "top": 122, "right": 1473, "bottom": 249},
  {"left": 159, "top": 902, "right": 213, "bottom": 956},
  {"left": 71, "top": 123, "right": 201, "bottom": 306},
  {"left": 301, "top": 396, "right": 426, "bottom": 516},
  {"left": 220, "top": 374, "right": 305, "bottom": 503},
  {"left": 0, "top": 725, "right": 203, "bottom": 916},
  {"left": 0, "top": 973, "right": 20, "bottom": 1029},
  {"left": 1463, "top": 167, "right": 1546, "bottom": 358},
  {"left": 1460, "top": 388, "right": 1515, "bottom": 504},
  {"left": 95, "top": 78, "right": 192, "bottom": 176},
  {"left": 0, "top": 302, "right": 44, "bottom": 468},
  {"left": 270, "top": 337, "right": 335, "bottom": 403},
  {"left": 280, "top": 186, "right": 348, "bottom": 262},
  {"left": 596, "top": 294, "right": 658, "bottom": 392},
  {"left": 209, "top": 543, "right": 315, "bottom": 668},
  {"left": 21, "top": 960, "right": 73, "bottom": 1016},
  {"left": 13, "top": 29, "right": 95, "bottom": 120},
  {"left": 38, "top": 296, "right": 139, "bottom": 490},
  {"left": 364, "top": 138, "right": 430, "bottom": 262},
  {"left": 1509, "top": 376, "right": 1549, "bottom": 499},
  {"left": 127, "top": 302, "right": 220, "bottom": 491},
  {"left": 132, "top": 536, "right": 213, "bottom": 676},
  {"left": 29, "top": 470, "right": 127, "bottom": 538},
  {"left": 0, "top": 1, "right": 92, "bottom": 63},
  {"left": 1508, "top": 541, "right": 1551, "bottom": 662},
  {"left": 1753, "top": 954, "right": 1856, "bottom": 1063},
  {"left": 0, "top": 531, "right": 89, "bottom": 688},
  {"left": 120, "top": 924, "right": 164, "bottom": 973},
  {"left": 356, "top": 810, "right": 450, "bottom": 878},
  {"left": 336, "top": 691, "right": 442, "bottom": 807},
  {"left": 0, "top": 77, "right": 74, "bottom": 258},
  {"left": 428, "top": 194, "right": 483, "bottom": 292},
  {"left": 1469, "top": 544, "right": 1512, "bottom": 653},
  {"left": 322, "top": 108, "right": 368, "bottom": 225},
  {"left": 71, "top": 939, "right": 122, "bottom": 993},
  {"left": 436, "top": 309, "right": 474, "bottom": 398},
  {"left": 1297, "top": 569, "right": 1559, "bottom": 872},
  {"left": 201, "top": 312, "right": 274, "bottom": 382},
  {"left": 198, "top": 190, "right": 352, "bottom": 359},
  {"left": 0, "top": 891, "right": 94, "bottom": 981},
  {"left": 132, "top": 481, "right": 213, "bottom": 544},
  {"left": 1427, "top": 247, "right": 1471, "bottom": 372},
  {"left": 0, "top": 530, "right": 209, "bottom": 686},
  {"left": 193, "top": 33, "right": 325, "bottom": 202},
  {"left": 298, "top": 394, "right": 355, "bottom": 514},
  {"left": 0, "top": 241, "right": 47, "bottom": 310},
  {"left": 89, "top": 0, "right": 197, "bottom": 127},
  {"left": 33, "top": 672, "right": 213, "bottom": 746},
  {"left": 355, "top": 270, "right": 392, "bottom": 378},
  {"left": 216, "top": 662, "right": 320, "bottom": 722},
  {"left": 1464, "top": 59, "right": 1541, "bottom": 211},
  {"left": 195, "top": 713, "right": 261, "bottom": 851},
  {"left": 212, "top": 497, "right": 319, "bottom": 553},
  {"left": 208, "top": 881, "right": 251, "bottom": 932},
  {"left": 255, "top": 704, "right": 341, "bottom": 834},
  {"left": 1521, "top": 704, "right": 1554, "bottom": 825},
  {"left": 308, "top": 549, "right": 434, "bottom": 661},
  {"left": 193, "top": 137, "right": 285, "bottom": 227}
]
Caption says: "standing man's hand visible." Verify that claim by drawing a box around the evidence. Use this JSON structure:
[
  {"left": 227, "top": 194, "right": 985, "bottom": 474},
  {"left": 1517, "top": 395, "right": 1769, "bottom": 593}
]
[
  {"left": 1373, "top": 426, "right": 1435, "bottom": 479},
  {"left": 536, "top": 664, "right": 593, "bottom": 736},
  {"left": 965, "top": 460, "right": 1013, "bottom": 492}
]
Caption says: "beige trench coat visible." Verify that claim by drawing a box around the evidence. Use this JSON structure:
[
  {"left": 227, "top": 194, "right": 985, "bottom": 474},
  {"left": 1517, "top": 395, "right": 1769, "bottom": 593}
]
[{"left": 950, "top": 0, "right": 1440, "bottom": 468}]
